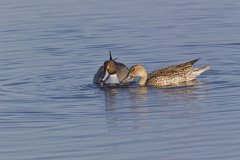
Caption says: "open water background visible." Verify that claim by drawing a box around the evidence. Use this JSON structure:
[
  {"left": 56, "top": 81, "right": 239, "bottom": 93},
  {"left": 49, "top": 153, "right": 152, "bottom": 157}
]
[{"left": 1, "top": 0, "right": 240, "bottom": 159}]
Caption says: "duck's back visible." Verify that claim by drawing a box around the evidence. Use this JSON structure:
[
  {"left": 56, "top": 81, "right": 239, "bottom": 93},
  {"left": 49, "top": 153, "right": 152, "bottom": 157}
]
[
  {"left": 147, "top": 59, "right": 200, "bottom": 86},
  {"left": 93, "top": 66, "right": 104, "bottom": 84}
]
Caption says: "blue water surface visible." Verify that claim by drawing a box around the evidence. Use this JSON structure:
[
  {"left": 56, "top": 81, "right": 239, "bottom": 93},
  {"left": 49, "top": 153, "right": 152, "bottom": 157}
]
[{"left": 1, "top": 0, "right": 240, "bottom": 159}]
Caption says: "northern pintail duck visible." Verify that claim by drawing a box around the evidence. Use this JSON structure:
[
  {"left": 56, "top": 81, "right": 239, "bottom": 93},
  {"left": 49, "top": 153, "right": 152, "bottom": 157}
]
[
  {"left": 93, "top": 51, "right": 133, "bottom": 85},
  {"left": 123, "top": 59, "right": 209, "bottom": 87}
]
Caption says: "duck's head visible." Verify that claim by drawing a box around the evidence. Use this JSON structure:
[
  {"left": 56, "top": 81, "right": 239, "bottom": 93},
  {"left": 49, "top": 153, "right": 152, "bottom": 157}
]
[
  {"left": 122, "top": 65, "right": 147, "bottom": 82},
  {"left": 100, "top": 51, "right": 119, "bottom": 83}
]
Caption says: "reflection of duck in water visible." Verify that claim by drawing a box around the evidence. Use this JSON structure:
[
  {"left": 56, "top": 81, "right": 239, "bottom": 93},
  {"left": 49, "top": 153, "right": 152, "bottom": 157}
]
[
  {"left": 123, "top": 59, "right": 209, "bottom": 87},
  {"left": 93, "top": 51, "right": 133, "bottom": 85}
]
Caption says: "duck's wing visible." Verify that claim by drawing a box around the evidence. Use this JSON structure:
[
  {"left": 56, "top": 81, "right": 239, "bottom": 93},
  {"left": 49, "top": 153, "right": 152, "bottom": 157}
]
[
  {"left": 148, "top": 59, "right": 199, "bottom": 79},
  {"left": 173, "top": 58, "right": 199, "bottom": 68},
  {"left": 93, "top": 66, "right": 104, "bottom": 84},
  {"left": 115, "top": 61, "right": 130, "bottom": 82}
]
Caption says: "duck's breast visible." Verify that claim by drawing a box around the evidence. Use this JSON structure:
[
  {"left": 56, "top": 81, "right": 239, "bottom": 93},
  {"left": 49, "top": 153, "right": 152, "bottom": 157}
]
[{"left": 147, "top": 74, "right": 190, "bottom": 86}]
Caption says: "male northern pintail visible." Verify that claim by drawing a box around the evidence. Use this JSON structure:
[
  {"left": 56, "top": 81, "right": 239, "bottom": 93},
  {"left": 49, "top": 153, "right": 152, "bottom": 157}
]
[
  {"left": 93, "top": 51, "right": 133, "bottom": 85},
  {"left": 122, "top": 59, "right": 209, "bottom": 87}
]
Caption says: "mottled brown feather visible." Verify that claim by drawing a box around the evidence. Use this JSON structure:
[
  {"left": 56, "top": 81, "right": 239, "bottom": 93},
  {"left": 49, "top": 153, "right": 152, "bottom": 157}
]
[{"left": 146, "top": 59, "right": 204, "bottom": 86}]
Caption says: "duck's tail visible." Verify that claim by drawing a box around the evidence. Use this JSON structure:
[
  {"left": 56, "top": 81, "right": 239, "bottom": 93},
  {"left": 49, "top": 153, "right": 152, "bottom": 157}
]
[{"left": 193, "top": 65, "right": 210, "bottom": 76}]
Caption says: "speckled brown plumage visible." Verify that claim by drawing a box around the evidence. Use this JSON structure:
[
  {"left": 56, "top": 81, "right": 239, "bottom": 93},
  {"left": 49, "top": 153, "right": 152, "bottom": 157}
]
[
  {"left": 147, "top": 59, "right": 206, "bottom": 86},
  {"left": 124, "top": 59, "right": 209, "bottom": 87}
]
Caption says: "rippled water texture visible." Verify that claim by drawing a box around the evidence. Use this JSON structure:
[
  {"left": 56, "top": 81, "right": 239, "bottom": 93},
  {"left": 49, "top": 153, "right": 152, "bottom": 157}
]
[{"left": 1, "top": 0, "right": 240, "bottom": 159}]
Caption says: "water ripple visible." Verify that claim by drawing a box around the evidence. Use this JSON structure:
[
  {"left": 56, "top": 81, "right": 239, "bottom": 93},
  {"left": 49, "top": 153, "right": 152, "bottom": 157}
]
[{"left": 1, "top": 0, "right": 240, "bottom": 160}]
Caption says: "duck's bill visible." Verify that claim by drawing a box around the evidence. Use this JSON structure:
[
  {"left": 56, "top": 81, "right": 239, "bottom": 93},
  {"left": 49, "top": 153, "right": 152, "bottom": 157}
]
[{"left": 121, "top": 73, "right": 133, "bottom": 83}]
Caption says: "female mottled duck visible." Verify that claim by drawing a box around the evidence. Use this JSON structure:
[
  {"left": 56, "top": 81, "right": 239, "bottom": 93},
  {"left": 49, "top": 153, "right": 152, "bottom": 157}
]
[{"left": 122, "top": 59, "right": 209, "bottom": 87}]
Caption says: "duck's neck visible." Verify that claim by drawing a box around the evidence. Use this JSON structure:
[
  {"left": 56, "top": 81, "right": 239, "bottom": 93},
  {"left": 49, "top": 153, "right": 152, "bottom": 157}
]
[{"left": 138, "top": 69, "right": 148, "bottom": 86}]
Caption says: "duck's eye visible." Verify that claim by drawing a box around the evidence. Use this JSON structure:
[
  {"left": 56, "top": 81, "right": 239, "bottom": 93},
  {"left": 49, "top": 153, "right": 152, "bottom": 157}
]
[{"left": 132, "top": 68, "right": 135, "bottom": 71}]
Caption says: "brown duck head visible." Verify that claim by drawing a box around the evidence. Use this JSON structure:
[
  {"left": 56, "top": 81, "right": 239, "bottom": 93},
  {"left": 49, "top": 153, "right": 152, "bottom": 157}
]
[{"left": 100, "top": 51, "right": 119, "bottom": 83}]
